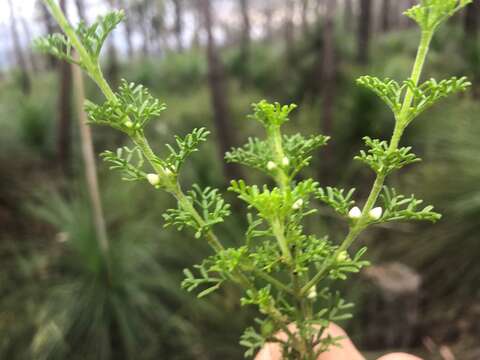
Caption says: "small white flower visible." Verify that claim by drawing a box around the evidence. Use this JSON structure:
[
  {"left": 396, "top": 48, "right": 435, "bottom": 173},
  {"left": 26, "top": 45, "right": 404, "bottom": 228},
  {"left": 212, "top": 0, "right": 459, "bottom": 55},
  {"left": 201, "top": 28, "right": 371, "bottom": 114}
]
[
  {"left": 282, "top": 156, "right": 290, "bottom": 166},
  {"left": 348, "top": 206, "right": 362, "bottom": 219},
  {"left": 56, "top": 232, "right": 69, "bottom": 243},
  {"left": 369, "top": 207, "right": 383, "bottom": 220},
  {"left": 307, "top": 286, "right": 317, "bottom": 300},
  {"left": 336, "top": 251, "right": 350, "bottom": 262},
  {"left": 267, "top": 161, "right": 277, "bottom": 170},
  {"left": 124, "top": 120, "right": 134, "bottom": 129},
  {"left": 164, "top": 168, "right": 173, "bottom": 176},
  {"left": 146, "top": 173, "right": 160, "bottom": 186},
  {"left": 292, "top": 199, "right": 304, "bottom": 210}
]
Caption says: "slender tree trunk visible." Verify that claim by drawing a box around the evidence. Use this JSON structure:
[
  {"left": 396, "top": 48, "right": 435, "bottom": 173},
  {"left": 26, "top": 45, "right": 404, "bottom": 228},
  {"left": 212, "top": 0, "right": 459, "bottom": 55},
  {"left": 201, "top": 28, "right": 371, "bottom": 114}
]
[
  {"left": 465, "top": 1, "right": 480, "bottom": 39},
  {"left": 116, "top": 0, "right": 134, "bottom": 58},
  {"left": 138, "top": 4, "right": 150, "bottom": 56},
  {"left": 7, "top": 0, "right": 31, "bottom": 95},
  {"left": 464, "top": 1, "right": 480, "bottom": 98},
  {"left": 71, "top": 61, "right": 110, "bottom": 257},
  {"left": 357, "top": 0, "right": 372, "bottom": 65},
  {"left": 239, "top": 0, "right": 251, "bottom": 63},
  {"left": 381, "top": 0, "right": 391, "bottom": 32},
  {"left": 200, "top": 0, "right": 241, "bottom": 180},
  {"left": 19, "top": 16, "right": 39, "bottom": 73},
  {"left": 390, "top": 0, "right": 401, "bottom": 29},
  {"left": 344, "top": 0, "right": 354, "bottom": 32},
  {"left": 284, "top": 0, "right": 295, "bottom": 64},
  {"left": 74, "top": 0, "right": 87, "bottom": 22},
  {"left": 105, "top": 0, "right": 120, "bottom": 87},
  {"left": 263, "top": 6, "right": 274, "bottom": 42},
  {"left": 301, "top": 0, "right": 310, "bottom": 35},
  {"left": 57, "top": 0, "right": 73, "bottom": 176},
  {"left": 172, "top": 0, "right": 184, "bottom": 52},
  {"left": 320, "top": 0, "right": 337, "bottom": 181},
  {"left": 39, "top": 2, "right": 57, "bottom": 69}
]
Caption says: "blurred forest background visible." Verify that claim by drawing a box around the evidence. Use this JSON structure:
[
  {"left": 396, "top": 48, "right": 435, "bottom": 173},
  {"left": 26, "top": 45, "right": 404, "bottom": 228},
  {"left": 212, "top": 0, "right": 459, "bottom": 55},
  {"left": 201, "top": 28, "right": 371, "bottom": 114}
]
[{"left": 1, "top": 0, "right": 480, "bottom": 359}]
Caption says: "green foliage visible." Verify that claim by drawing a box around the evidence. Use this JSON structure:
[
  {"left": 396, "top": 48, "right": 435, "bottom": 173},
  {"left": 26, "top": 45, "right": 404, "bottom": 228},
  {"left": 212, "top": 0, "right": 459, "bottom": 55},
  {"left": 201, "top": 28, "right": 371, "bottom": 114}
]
[
  {"left": 165, "top": 127, "right": 210, "bottom": 172},
  {"left": 226, "top": 134, "right": 329, "bottom": 178},
  {"left": 163, "top": 185, "right": 231, "bottom": 239},
  {"left": 76, "top": 11, "right": 125, "bottom": 59},
  {"left": 24, "top": 191, "right": 190, "bottom": 360},
  {"left": 85, "top": 79, "right": 166, "bottom": 135},
  {"left": 34, "top": 33, "right": 77, "bottom": 65},
  {"left": 250, "top": 100, "right": 297, "bottom": 129},
  {"left": 405, "top": 0, "right": 472, "bottom": 30},
  {"left": 229, "top": 179, "right": 318, "bottom": 222},
  {"left": 101, "top": 146, "right": 146, "bottom": 181},
  {"left": 316, "top": 187, "right": 356, "bottom": 217},
  {"left": 356, "top": 76, "right": 405, "bottom": 115},
  {"left": 34, "top": 10, "right": 124, "bottom": 68},
  {"left": 355, "top": 136, "right": 421, "bottom": 175},
  {"left": 404, "top": 77, "right": 471, "bottom": 122},
  {"left": 356, "top": 76, "right": 470, "bottom": 121},
  {"left": 379, "top": 187, "right": 441, "bottom": 223},
  {"left": 35, "top": 1, "right": 468, "bottom": 358},
  {"left": 182, "top": 246, "right": 248, "bottom": 298}
]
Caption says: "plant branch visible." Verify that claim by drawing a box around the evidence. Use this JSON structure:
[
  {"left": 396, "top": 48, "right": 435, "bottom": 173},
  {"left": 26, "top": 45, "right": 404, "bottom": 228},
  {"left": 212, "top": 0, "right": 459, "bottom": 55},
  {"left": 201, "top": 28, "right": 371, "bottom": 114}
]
[{"left": 301, "top": 30, "right": 434, "bottom": 296}]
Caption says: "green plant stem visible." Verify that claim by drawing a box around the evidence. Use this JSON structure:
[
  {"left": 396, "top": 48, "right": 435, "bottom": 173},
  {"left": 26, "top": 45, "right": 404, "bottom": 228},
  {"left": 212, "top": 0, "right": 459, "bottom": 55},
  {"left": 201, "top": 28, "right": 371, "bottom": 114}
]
[
  {"left": 301, "top": 29, "right": 434, "bottom": 297},
  {"left": 174, "top": 187, "right": 225, "bottom": 252},
  {"left": 251, "top": 268, "right": 293, "bottom": 294},
  {"left": 44, "top": 0, "right": 93, "bottom": 69},
  {"left": 271, "top": 126, "right": 289, "bottom": 189},
  {"left": 268, "top": 125, "right": 316, "bottom": 358}
]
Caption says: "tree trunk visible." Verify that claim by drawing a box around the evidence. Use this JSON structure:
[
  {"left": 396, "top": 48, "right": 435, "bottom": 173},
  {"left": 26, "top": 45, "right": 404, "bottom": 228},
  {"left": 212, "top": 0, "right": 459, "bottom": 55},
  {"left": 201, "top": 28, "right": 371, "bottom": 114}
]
[
  {"left": 301, "top": 0, "right": 309, "bottom": 35},
  {"left": 381, "top": 0, "right": 391, "bottom": 32},
  {"left": 284, "top": 0, "right": 295, "bottom": 65},
  {"left": 116, "top": 0, "right": 134, "bottom": 58},
  {"left": 344, "top": 0, "right": 354, "bottom": 32},
  {"left": 357, "top": 0, "right": 372, "bottom": 65},
  {"left": 20, "top": 16, "right": 39, "bottom": 73},
  {"left": 74, "top": 0, "right": 87, "bottom": 22},
  {"left": 200, "top": 0, "right": 242, "bottom": 180},
  {"left": 262, "top": 6, "right": 274, "bottom": 42},
  {"left": 105, "top": 0, "right": 120, "bottom": 87},
  {"left": 390, "top": 0, "right": 401, "bottom": 29},
  {"left": 39, "top": 2, "right": 57, "bottom": 69},
  {"left": 7, "top": 0, "right": 31, "bottom": 95},
  {"left": 172, "top": 0, "right": 184, "bottom": 52},
  {"left": 57, "top": 0, "right": 73, "bottom": 176},
  {"left": 464, "top": 1, "right": 480, "bottom": 98},
  {"left": 465, "top": 1, "right": 480, "bottom": 39},
  {"left": 138, "top": 4, "right": 150, "bottom": 56},
  {"left": 239, "top": 0, "right": 251, "bottom": 64},
  {"left": 319, "top": 0, "right": 337, "bottom": 181},
  {"left": 71, "top": 61, "right": 110, "bottom": 260}
]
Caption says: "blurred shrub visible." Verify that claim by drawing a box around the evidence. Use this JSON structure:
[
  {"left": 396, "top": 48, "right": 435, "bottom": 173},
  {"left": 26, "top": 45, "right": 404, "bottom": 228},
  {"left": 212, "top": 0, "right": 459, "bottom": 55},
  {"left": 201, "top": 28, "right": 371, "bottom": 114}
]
[
  {"left": 125, "top": 51, "right": 206, "bottom": 94},
  {"left": 0, "top": 175, "right": 254, "bottom": 360},
  {"left": 18, "top": 99, "right": 55, "bottom": 157}
]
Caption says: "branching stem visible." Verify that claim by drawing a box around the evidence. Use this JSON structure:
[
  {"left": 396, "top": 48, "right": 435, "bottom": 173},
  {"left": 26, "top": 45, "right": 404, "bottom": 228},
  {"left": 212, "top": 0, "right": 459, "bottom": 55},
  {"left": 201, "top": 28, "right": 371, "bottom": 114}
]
[{"left": 301, "top": 29, "right": 434, "bottom": 296}]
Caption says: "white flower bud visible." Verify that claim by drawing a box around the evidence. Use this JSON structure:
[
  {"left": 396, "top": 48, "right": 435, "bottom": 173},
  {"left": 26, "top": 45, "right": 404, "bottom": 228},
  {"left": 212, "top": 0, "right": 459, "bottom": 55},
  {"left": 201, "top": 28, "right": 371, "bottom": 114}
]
[
  {"left": 267, "top": 161, "right": 277, "bottom": 170},
  {"left": 348, "top": 206, "right": 362, "bottom": 219},
  {"left": 369, "top": 207, "right": 383, "bottom": 220},
  {"left": 164, "top": 168, "right": 173, "bottom": 176},
  {"left": 336, "top": 250, "right": 349, "bottom": 262},
  {"left": 282, "top": 156, "right": 290, "bottom": 166},
  {"left": 124, "top": 120, "right": 134, "bottom": 129},
  {"left": 292, "top": 199, "right": 304, "bottom": 210},
  {"left": 307, "top": 286, "right": 317, "bottom": 300},
  {"left": 146, "top": 173, "right": 160, "bottom": 186},
  {"left": 56, "top": 232, "right": 69, "bottom": 243}
]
